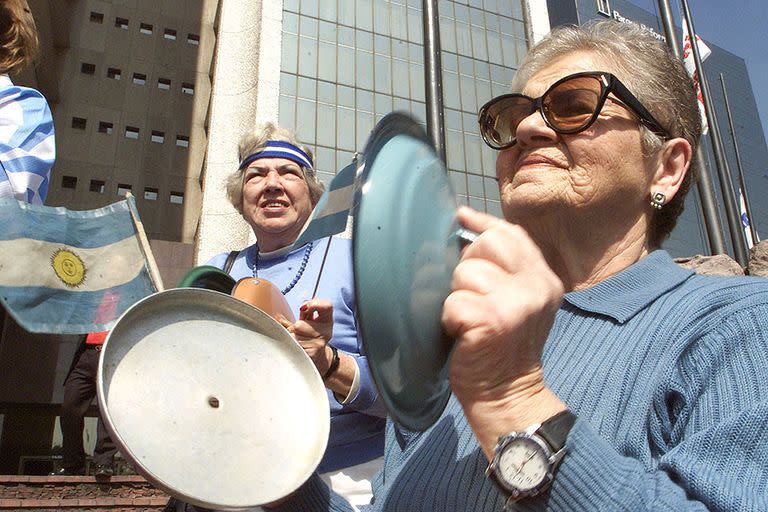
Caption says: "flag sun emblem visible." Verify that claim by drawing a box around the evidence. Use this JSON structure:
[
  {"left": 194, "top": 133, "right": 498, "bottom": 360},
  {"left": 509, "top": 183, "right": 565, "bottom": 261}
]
[{"left": 51, "top": 249, "right": 87, "bottom": 287}]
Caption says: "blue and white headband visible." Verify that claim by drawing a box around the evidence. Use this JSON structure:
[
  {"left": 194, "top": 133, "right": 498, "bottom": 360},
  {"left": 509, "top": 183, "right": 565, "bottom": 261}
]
[{"left": 238, "top": 140, "right": 314, "bottom": 171}]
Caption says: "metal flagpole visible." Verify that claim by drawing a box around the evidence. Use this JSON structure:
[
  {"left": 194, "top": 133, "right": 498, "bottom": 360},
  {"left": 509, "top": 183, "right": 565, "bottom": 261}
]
[
  {"left": 656, "top": 0, "right": 725, "bottom": 256},
  {"left": 422, "top": 0, "right": 446, "bottom": 163},
  {"left": 680, "top": 0, "right": 748, "bottom": 266},
  {"left": 719, "top": 73, "right": 759, "bottom": 246}
]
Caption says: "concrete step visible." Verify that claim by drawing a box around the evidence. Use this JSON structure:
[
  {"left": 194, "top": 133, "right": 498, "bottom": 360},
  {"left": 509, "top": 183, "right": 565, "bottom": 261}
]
[{"left": 0, "top": 474, "right": 170, "bottom": 511}]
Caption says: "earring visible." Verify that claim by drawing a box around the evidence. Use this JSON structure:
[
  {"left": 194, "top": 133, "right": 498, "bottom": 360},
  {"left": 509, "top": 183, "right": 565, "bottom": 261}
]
[{"left": 650, "top": 191, "right": 666, "bottom": 210}]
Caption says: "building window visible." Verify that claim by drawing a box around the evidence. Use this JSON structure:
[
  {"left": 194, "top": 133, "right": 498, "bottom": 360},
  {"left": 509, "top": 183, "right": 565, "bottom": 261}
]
[
  {"left": 89, "top": 12, "right": 104, "bottom": 23},
  {"left": 107, "top": 67, "right": 121, "bottom": 80},
  {"left": 115, "top": 17, "right": 129, "bottom": 30},
  {"left": 90, "top": 180, "right": 105, "bottom": 193},
  {"left": 163, "top": 28, "right": 177, "bottom": 40},
  {"left": 125, "top": 126, "right": 140, "bottom": 139},
  {"left": 132, "top": 73, "right": 147, "bottom": 85},
  {"left": 61, "top": 176, "right": 77, "bottom": 189},
  {"left": 139, "top": 23, "right": 153, "bottom": 35},
  {"left": 98, "top": 121, "right": 114, "bottom": 134},
  {"left": 181, "top": 82, "right": 194, "bottom": 95},
  {"left": 187, "top": 33, "right": 200, "bottom": 45},
  {"left": 117, "top": 184, "right": 132, "bottom": 196},
  {"left": 175, "top": 135, "right": 189, "bottom": 148},
  {"left": 144, "top": 187, "right": 159, "bottom": 200},
  {"left": 151, "top": 130, "right": 165, "bottom": 144},
  {"left": 158, "top": 78, "right": 171, "bottom": 90},
  {"left": 596, "top": 0, "right": 611, "bottom": 16},
  {"left": 81, "top": 62, "right": 96, "bottom": 75},
  {"left": 71, "top": 117, "right": 87, "bottom": 130},
  {"left": 170, "top": 191, "right": 184, "bottom": 204}
]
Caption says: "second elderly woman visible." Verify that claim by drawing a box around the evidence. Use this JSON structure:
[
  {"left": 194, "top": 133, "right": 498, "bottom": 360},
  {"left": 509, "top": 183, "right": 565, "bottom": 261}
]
[{"left": 206, "top": 123, "right": 385, "bottom": 508}]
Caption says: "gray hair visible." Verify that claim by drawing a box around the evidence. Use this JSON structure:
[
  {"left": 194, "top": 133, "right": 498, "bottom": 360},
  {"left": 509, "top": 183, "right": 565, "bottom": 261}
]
[
  {"left": 512, "top": 20, "right": 701, "bottom": 247},
  {"left": 226, "top": 122, "right": 325, "bottom": 215}
]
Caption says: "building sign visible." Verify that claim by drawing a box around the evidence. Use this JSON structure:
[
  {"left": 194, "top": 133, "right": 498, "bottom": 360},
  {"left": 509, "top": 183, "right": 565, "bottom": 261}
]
[{"left": 610, "top": 10, "right": 667, "bottom": 42}]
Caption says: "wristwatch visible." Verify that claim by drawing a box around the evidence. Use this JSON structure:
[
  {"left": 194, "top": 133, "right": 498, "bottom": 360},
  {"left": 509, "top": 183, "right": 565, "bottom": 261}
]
[{"left": 486, "top": 410, "right": 576, "bottom": 506}]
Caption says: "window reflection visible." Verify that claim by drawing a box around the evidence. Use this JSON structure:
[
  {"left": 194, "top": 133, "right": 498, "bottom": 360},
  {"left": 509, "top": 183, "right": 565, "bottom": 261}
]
[{"left": 277, "top": 0, "right": 526, "bottom": 216}]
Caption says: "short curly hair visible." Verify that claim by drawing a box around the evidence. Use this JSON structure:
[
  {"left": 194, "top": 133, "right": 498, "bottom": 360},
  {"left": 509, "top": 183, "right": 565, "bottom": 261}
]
[
  {"left": 0, "top": 0, "right": 39, "bottom": 74},
  {"left": 512, "top": 20, "right": 701, "bottom": 248},
  {"left": 226, "top": 122, "right": 325, "bottom": 215}
]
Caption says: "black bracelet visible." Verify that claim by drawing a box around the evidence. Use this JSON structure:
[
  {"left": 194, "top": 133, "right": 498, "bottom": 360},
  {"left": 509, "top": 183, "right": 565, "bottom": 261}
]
[{"left": 323, "top": 345, "right": 340, "bottom": 380}]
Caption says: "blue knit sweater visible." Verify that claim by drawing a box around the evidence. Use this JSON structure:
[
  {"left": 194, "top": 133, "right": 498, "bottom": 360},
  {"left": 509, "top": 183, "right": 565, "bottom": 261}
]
[
  {"left": 208, "top": 237, "right": 385, "bottom": 473},
  {"left": 276, "top": 250, "right": 768, "bottom": 511}
]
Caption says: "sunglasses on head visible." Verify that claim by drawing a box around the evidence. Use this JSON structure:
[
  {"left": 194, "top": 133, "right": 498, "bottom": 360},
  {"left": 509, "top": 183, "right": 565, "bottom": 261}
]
[{"left": 478, "top": 71, "right": 669, "bottom": 150}]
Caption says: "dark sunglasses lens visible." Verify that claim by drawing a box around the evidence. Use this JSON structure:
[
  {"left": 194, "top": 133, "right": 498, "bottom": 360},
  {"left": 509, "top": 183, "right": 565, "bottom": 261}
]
[
  {"left": 480, "top": 96, "right": 533, "bottom": 148},
  {"left": 543, "top": 76, "right": 603, "bottom": 132}
]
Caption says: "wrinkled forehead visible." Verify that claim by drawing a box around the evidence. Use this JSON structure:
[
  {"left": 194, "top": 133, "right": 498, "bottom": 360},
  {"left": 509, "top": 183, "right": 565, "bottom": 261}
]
[{"left": 518, "top": 51, "right": 616, "bottom": 96}]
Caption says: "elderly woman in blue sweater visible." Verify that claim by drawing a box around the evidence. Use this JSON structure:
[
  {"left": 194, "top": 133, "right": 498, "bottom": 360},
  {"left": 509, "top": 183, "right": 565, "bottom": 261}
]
[
  {"left": 221, "top": 123, "right": 385, "bottom": 503},
  {"left": 166, "top": 123, "right": 385, "bottom": 511},
  {"left": 274, "top": 20, "right": 768, "bottom": 512}
]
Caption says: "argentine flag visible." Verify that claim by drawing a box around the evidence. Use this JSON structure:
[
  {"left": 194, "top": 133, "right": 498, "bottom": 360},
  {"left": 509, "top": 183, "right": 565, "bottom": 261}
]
[
  {"left": 292, "top": 160, "right": 359, "bottom": 248},
  {"left": 0, "top": 76, "right": 55, "bottom": 204},
  {"left": 0, "top": 197, "right": 157, "bottom": 334}
]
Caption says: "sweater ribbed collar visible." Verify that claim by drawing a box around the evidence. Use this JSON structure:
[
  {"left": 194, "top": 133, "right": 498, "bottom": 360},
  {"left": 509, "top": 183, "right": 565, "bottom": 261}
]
[{"left": 564, "top": 250, "right": 693, "bottom": 324}]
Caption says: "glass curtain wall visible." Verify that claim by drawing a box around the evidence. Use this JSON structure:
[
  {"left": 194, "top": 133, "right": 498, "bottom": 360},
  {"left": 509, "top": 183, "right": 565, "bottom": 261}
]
[{"left": 279, "top": 0, "right": 529, "bottom": 216}]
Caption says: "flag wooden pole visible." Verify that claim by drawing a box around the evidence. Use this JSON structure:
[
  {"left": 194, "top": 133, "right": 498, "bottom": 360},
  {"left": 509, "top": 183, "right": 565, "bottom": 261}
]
[
  {"left": 311, "top": 236, "right": 333, "bottom": 299},
  {"left": 125, "top": 193, "right": 165, "bottom": 292}
]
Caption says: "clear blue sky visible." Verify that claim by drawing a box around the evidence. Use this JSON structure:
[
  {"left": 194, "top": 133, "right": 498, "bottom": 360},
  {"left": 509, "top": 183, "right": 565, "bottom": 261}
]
[{"left": 633, "top": 0, "right": 768, "bottom": 141}]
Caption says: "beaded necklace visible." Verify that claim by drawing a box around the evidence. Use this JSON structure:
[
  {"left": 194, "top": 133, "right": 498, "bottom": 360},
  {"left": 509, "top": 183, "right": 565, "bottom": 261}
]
[{"left": 250, "top": 242, "right": 314, "bottom": 295}]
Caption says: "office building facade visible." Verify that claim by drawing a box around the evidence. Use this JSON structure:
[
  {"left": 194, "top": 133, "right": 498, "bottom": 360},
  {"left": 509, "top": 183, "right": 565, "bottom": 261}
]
[{"left": 547, "top": 0, "right": 768, "bottom": 256}]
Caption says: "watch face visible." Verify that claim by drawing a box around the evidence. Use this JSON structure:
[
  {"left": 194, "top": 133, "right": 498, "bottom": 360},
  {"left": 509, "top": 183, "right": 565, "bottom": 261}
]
[{"left": 497, "top": 436, "right": 550, "bottom": 492}]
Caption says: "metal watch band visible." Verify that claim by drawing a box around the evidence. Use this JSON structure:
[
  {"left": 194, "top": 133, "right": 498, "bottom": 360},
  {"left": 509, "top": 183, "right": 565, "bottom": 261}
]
[{"left": 537, "top": 409, "right": 576, "bottom": 452}]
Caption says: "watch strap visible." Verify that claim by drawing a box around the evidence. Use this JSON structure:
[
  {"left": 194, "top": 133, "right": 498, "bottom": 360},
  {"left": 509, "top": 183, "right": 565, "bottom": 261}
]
[
  {"left": 323, "top": 345, "right": 340, "bottom": 379},
  {"left": 536, "top": 409, "right": 576, "bottom": 452}
]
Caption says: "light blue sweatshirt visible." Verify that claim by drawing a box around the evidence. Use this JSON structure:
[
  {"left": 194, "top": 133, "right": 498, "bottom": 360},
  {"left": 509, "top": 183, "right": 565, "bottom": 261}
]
[{"left": 208, "top": 237, "right": 385, "bottom": 473}]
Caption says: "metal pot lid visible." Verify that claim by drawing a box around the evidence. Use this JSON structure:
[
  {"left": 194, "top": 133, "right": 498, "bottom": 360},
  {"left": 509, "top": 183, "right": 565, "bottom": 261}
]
[
  {"left": 97, "top": 288, "right": 329, "bottom": 509},
  {"left": 353, "top": 112, "right": 461, "bottom": 432}
]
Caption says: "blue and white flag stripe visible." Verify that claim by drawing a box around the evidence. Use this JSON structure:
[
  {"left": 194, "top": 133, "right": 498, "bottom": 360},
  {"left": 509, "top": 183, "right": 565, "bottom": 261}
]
[
  {"left": 739, "top": 189, "right": 755, "bottom": 249},
  {"left": 0, "top": 199, "right": 138, "bottom": 248},
  {"left": 0, "top": 197, "right": 156, "bottom": 334},
  {"left": 292, "top": 160, "right": 358, "bottom": 248},
  {"left": 0, "top": 75, "right": 55, "bottom": 205},
  {"left": 0, "top": 237, "right": 146, "bottom": 290},
  {"left": 1, "top": 276, "right": 153, "bottom": 334}
]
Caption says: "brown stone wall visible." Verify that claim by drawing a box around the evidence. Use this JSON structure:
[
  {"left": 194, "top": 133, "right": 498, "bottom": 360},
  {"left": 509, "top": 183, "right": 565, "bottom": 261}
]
[{"left": 0, "top": 475, "right": 169, "bottom": 510}]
